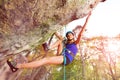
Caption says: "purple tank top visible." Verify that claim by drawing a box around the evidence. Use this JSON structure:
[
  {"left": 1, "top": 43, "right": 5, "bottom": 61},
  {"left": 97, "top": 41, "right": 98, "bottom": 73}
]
[{"left": 65, "top": 43, "right": 78, "bottom": 62}]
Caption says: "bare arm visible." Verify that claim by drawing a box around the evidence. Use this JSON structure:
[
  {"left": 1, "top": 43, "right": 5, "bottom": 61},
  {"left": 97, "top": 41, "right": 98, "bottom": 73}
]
[
  {"left": 54, "top": 32, "right": 63, "bottom": 40},
  {"left": 75, "top": 12, "right": 92, "bottom": 44}
]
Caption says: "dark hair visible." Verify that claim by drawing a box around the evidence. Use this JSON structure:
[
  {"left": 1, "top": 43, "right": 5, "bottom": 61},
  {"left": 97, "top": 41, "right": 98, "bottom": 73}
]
[{"left": 66, "top": 31, "right": 74, "bottom": 37}]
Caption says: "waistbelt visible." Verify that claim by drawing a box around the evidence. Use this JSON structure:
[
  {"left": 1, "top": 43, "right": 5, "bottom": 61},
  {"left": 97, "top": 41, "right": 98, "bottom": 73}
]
[{"left": 65, "top": 49, "right": 75, "bottom": 58}]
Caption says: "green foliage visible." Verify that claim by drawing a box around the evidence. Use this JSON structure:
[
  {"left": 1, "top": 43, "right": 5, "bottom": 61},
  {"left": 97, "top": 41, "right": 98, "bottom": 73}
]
[
  {"left": 50, "top": 56, "right": 83, "bottom": 80},
  {"left": 49, "top": 36, "right": 120, "bottom": 80}
]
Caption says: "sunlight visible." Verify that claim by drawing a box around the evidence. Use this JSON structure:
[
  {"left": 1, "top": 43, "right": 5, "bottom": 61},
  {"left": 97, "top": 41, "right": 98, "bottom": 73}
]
[
  {"left": 86, "top": 1, "right": 120, "bottom": 37},
  {"left": 107, "top": 40, "right": 119, "bottom": 52},
  {"left": 67, "top": 0, "right": 120, "bottom": 37},
  {"left": 105, "top": 39, "right": 120, "bottom": 64}
]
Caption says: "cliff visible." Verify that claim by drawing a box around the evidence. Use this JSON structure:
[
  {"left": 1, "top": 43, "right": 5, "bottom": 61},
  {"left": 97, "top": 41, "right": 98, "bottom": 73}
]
[{"left": 0, "top": 0, "right": 106, "bottom": 80}]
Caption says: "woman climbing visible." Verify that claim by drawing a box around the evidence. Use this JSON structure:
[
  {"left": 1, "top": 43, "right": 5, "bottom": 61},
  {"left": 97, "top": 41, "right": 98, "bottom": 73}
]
[{"left": 7, "top": 12, "right": 91, "bottom": 72}]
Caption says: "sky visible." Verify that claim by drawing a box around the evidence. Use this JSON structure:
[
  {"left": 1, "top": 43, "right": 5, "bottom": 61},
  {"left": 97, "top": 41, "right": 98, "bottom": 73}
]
[{"left": 66, "top": 0, "right": 120, "bottom": 37}]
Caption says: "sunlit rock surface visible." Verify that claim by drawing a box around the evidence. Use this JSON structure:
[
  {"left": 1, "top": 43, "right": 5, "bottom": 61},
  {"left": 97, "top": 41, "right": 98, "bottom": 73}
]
[{"left": 0, "top": 0, "right": 105, "bottom": 80}]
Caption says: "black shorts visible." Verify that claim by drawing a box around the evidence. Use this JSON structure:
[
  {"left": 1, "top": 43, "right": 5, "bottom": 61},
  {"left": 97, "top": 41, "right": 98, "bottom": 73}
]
[{"left": 62, "top": 56, "right": 71, "bottom": 65}]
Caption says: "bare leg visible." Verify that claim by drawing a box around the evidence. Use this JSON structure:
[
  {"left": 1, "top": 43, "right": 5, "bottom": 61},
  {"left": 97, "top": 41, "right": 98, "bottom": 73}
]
[
  {"left": 50, "top": 40, "right": 62, "bottom": 49},
  {"left": 50, "top": 40, "right": 63, "bottom": 55},
  {"left": 17, "top": 55, "right": 64, "bottom": 69}
]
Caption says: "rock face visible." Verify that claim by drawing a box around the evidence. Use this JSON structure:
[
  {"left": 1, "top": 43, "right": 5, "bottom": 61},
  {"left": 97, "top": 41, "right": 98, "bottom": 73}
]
[{"left": 0, "top": 0, "right": 105, "bottom": 80}]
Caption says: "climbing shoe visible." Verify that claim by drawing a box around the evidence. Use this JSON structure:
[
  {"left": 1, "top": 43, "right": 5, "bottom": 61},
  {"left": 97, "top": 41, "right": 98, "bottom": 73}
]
[
  {"left": 42, "top": 42, "right": 50, "bottom": 52},
  {"left": 7, "top": 59, "right": 18, "bottom": 72}
]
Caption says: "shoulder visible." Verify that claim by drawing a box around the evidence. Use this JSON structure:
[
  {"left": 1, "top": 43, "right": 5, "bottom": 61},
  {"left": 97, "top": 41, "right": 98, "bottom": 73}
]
[
  {"left": 74, "top": 42, "right": 79, "bottom": 49},
  {"left": 74, "top": 40, "right": 79, "bottom": 45}
]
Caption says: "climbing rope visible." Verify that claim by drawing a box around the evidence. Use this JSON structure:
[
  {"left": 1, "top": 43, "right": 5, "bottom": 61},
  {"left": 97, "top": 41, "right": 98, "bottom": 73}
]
[
  {"left": 63, "top": 26, "right": 67, "bottom": 80},
  {"left": 62, "top": 48, "right": 66, "bottom": 80},
  {"left": 63, "top": 53, "right": 66, "bottom": 80}
]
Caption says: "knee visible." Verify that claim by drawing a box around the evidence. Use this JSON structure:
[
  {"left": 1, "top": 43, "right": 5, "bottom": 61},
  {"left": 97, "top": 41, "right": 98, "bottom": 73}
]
[{"left": 58, "top": 40, "right": 62, "bottom": 44}]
